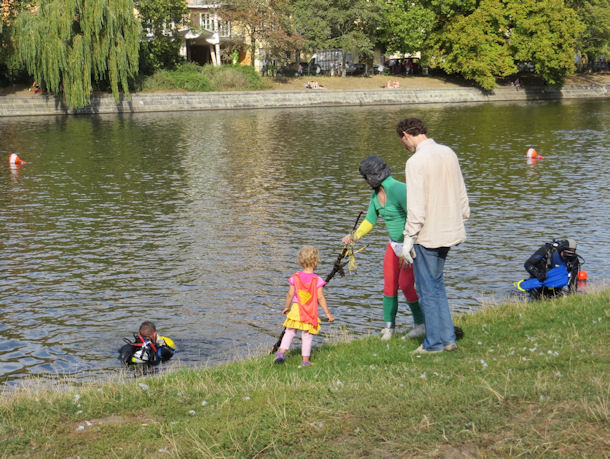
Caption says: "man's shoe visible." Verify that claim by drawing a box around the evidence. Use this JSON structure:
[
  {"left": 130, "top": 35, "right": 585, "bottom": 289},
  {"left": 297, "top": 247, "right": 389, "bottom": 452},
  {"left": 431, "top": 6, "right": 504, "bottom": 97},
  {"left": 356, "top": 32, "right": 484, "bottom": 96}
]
[
  {"left": 444, "top": 343, "right": 458, "bottom": 352},
  {"left": 411, "top": 344, "right": 443, "bottom": 354},
  {"left": 406, "top": 323, "right": 426, "bottom": 339},
  {"left": 380, "top": 328, "right": 395, "bottom": 341}
]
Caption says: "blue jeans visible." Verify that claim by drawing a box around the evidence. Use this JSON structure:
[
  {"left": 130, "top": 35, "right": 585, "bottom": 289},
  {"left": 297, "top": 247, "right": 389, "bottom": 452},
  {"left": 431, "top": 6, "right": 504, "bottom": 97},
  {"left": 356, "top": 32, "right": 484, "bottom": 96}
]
[{"left": 413, "top": 245, "right": 456, "bottom": 351}]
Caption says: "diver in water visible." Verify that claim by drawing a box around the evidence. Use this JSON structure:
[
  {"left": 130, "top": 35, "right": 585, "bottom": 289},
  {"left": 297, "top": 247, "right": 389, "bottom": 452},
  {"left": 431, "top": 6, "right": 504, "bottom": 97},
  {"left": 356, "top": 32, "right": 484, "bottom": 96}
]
[
  {"left": 119, "top": 321, "right": 176, "bottom": 367},
  {"left": 515, "top": 238, "right": 582, "bottom": 299}
]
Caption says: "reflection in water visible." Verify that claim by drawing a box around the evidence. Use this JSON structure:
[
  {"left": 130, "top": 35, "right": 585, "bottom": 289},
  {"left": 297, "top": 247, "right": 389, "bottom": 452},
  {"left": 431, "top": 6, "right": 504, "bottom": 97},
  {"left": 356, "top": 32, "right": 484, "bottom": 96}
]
[{"left": 1, "top": 100, "right": 608, "bottom": 387}]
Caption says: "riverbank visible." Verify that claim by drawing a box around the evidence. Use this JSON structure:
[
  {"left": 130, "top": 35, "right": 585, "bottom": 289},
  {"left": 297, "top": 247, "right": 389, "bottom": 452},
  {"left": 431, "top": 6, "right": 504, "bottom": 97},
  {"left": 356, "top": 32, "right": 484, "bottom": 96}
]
[
  {"left": 1, "top": 73, "right": 608, "bottom": 117},
  {"left": 1, "top": 288, "right": 607, "bottom": 457}
]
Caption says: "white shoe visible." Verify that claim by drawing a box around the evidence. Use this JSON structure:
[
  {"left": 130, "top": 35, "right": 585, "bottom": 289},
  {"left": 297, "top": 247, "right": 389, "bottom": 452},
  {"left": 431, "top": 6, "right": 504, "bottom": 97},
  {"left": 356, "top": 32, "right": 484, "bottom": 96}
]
[
  {"left": 406, "top": 323, "right": 426, "bottom": 339},
  {"left": 380, "top": 328, "right": 395, "bottom": 341},
  {"left": 411, "top": 344, "right": 443, "bottom": 354}
]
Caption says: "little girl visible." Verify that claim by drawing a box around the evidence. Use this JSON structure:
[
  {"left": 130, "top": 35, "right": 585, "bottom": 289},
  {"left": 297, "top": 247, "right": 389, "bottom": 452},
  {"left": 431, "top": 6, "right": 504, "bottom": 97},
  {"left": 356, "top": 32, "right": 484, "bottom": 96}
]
[{"left": 275, "top": 246, "right": 334, "bottom": 365}]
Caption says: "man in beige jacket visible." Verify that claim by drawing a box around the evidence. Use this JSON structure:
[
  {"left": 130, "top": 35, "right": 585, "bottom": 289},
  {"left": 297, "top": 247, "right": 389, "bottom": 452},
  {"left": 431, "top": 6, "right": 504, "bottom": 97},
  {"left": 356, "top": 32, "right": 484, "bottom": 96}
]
[{"left": 397, "top": 117, "right": 470, "bottom": 354}]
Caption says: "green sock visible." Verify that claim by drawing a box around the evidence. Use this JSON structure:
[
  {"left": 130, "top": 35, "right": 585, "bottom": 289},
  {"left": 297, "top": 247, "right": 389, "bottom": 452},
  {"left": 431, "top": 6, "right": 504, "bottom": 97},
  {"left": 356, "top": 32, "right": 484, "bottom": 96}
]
[
  {"left": 383, "top": 296, "right": 398, "bottom": 324},
  {"left": 407, "top": 301, "right": 424, "bottom": 325}
]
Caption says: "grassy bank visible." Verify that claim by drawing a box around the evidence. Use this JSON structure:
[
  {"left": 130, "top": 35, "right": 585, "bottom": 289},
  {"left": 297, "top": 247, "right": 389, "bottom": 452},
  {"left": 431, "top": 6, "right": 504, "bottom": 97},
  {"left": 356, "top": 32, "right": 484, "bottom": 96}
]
[
  {"left": 1, "top": 289, "right": 608, "bottom": 457},
  {"left": 2, "top": 67, "right": 607, "bottom": 97}
]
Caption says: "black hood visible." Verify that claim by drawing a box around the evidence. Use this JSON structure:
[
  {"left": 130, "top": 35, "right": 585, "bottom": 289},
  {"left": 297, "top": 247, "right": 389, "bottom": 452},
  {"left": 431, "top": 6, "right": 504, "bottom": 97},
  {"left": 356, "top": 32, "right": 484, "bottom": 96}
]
[{"left": 359, "top": 155, "right": 391, "bottom": 189}]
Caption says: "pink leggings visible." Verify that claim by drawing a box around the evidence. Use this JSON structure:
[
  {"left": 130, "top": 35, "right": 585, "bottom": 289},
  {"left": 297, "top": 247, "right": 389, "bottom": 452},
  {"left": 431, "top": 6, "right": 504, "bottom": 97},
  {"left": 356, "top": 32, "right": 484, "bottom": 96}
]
[{"left": 279, "top": 328, "right": 313, "bottom": 357}]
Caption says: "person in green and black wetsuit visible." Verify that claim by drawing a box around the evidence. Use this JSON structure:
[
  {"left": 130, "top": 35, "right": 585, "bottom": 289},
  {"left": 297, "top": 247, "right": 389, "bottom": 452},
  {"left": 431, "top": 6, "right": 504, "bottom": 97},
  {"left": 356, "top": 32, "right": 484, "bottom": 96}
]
[{"left": 342, "top": 155, "right": 424, "bottom": 340}]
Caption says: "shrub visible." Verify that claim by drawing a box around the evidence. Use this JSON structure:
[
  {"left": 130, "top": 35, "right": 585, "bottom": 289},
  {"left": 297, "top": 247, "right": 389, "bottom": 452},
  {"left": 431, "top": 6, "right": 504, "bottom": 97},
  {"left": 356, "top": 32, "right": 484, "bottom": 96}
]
[
  {"left": 200, "top": 64, "right": 268, "bottom": 91},
  {"left": 140, "top": 65, "right": 212, "bottom": 92},
  {"left": 139, "top": 63, "right": 269, "bottom": 92}
]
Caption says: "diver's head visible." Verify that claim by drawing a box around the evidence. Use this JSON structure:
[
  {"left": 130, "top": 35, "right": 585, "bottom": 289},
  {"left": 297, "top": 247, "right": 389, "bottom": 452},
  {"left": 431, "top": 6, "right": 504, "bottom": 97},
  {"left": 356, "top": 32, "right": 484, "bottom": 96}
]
[
  {"left": 139, "top": 321, "right": 157, "bottom": 341},
  {"left": 556, "top": 239, "right": 577, "bottom": 259}
]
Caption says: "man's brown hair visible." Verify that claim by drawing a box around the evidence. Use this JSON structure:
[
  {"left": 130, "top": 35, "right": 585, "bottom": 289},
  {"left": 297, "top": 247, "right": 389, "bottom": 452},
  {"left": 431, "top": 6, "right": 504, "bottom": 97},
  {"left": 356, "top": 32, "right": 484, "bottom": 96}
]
[{"left": 396, "top": 117, "right": 427, "bottom": 137}]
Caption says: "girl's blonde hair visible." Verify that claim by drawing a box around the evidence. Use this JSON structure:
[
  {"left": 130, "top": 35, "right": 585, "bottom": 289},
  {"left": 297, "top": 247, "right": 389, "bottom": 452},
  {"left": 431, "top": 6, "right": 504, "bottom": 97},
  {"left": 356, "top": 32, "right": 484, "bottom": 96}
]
[{"left": 298, "top": 246, "right": 320, "bottom": 269}]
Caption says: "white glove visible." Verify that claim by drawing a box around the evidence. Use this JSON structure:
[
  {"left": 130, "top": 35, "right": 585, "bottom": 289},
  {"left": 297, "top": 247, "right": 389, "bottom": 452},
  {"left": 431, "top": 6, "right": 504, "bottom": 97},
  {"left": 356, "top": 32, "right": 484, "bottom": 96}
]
[{"left": 401, "top": 237, "right": 416, "bottom": 264}]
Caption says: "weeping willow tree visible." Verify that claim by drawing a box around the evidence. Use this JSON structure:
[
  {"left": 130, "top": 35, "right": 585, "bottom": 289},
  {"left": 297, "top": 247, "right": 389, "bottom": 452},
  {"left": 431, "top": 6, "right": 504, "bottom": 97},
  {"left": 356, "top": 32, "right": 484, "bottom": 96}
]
[{"left": 13, "top": 0, "right": 141, "bottom": 108}]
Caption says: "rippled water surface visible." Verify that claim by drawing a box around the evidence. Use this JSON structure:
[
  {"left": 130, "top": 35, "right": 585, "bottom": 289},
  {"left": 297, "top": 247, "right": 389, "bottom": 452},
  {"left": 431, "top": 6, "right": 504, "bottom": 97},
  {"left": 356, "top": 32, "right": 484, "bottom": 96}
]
[{"left": 1, "top": 99, "right": 609, "bottom": 387}]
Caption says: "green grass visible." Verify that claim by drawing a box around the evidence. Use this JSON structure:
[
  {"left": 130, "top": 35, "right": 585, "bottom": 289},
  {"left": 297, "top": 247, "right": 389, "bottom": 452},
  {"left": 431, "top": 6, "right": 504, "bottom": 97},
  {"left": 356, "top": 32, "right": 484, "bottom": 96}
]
[
  {"left": 139, "top": 63, "right": 270, "bottom": 93},
  {"left": 1, "top": 289, "right": 608, "bottom": 457}
]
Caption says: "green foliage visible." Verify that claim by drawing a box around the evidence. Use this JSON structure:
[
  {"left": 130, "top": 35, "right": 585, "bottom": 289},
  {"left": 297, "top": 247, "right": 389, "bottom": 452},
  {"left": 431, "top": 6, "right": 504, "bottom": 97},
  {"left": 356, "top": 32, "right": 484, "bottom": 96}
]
[
  {"left": 419, "top": 0, "right": 585, "bottom": 88},
  {"left": 200, "top": 63, "right": 267, "bottom": 90},
  {"left": 430, "top": 0, "right": 516, "bottom": 89},
  {"left": 292, "top": 0, "right": 331, "bottom": 52},
  {"left": 0, "top": 0, "right": 31, "bottom": 84},
  {"left": 135, "top": 0, "right": 188, "bottom": 74},
  {"left": 567, "top": 0, "right": 610, "bottom": 65},
  {"left": 423, "top": 0, "right": 478, "bottom": 18},
  {"left": 221, "top": 0, "right": 303, "bottom": 67},
  {"left": 139, "top": 63, "right": 267, "bottom": 92},
  {"left": 293, "top": 0, "right": 382, "bottom": 64},
  {"left": 12, "top": 0, "right": 140, "bottom": 108},
  {"left": 378, "top": 0, "right": 435, "bottom": 55},
  {"left": 138, "top": 36, "right": 184, "bottom": 75},
  {"left": 140, "top": 63, "right": 212, "bottom": 92},
  {"left": 507, "top": 0, "right": 585, "bottom": 86}
]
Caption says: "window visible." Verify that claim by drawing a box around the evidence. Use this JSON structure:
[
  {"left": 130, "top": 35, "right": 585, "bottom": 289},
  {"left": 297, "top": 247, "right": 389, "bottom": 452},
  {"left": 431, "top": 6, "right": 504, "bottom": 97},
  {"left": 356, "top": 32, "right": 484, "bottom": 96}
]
[
  {"left": 200, "top": 13, "right": 213, "bottom": 31},
  {"left": 218, "top": 20, "right": 231, "bottom": 37},
  {"left": 199, "top": 12, "right": 230, "bottom": 37}
]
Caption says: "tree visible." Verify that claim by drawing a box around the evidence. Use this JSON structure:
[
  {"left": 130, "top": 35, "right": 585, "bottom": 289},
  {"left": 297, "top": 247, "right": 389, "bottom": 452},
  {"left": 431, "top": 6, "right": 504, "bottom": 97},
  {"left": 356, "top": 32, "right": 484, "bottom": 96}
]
[
  {"left": 410, "top": 0, "right": 584, "bottom": 88},
  {"left": 12, "top": 0, "right": 141, "bottom": 108},
  {"left": 291, "top": 0, "right": 330, "bottom": 53},
  {"left": 0, "top": 0, "right": 28, "bottom": 83},
  {"left": 428, "top": 0, "right": 516, "bottom": 89},
  {"left": 507, "top": 0, "right": 584, "bottom": 85},
  {"left": 327, "top": 0, "right": 382, "bottom": 69},
  {"left": 377, "top": 0, "right": 435, "bottom": 56},
  {"left": 220, "top": 0, "right": 303, "bottom": 68},
  {"left": 136, "top": 0, "right": 189, "bottom": 74},
  {"left": 567, "top": 0, "right": 610, "bottom": 67},
  {"left": 293, "top": 0, "right": 382, "bottom": 73}
]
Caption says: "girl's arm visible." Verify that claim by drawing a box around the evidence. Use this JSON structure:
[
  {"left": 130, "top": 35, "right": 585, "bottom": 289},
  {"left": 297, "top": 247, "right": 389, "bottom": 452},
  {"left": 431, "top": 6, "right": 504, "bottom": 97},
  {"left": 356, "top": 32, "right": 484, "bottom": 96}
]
[
  {"left": 317, "top": 287, "right": 334, "bottom": 322},
  {"left": 282, "top": 285, "right": 294, "bottom": 314}
]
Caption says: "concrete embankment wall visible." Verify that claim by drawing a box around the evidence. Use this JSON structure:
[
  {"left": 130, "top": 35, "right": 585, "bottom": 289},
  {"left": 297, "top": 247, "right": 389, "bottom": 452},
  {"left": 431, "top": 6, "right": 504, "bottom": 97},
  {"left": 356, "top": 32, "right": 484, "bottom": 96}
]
[{"left": 0, "top": 85, "right": 608, "bottom": 117}]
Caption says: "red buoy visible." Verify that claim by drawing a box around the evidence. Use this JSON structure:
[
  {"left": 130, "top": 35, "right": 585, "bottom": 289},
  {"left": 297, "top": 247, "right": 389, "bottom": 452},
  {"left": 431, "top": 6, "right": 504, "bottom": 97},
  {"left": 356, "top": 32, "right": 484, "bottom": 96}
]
[
  {"left": 9, "top": 153, "right": 27, "bottom": 165},
  {"left": 526, "top": 148, "right": 544, "bottom": 159}
]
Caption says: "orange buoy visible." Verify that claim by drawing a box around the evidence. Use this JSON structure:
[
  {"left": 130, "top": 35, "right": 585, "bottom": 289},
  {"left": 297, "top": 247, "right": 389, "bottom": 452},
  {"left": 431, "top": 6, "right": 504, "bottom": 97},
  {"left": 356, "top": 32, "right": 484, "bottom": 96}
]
[
  {"left": 526, "top": 148, "right": 544, "bottom": 160},
  {"left": 577, "top": 270, "right": 588, "bottom": 281},
  {"left": 9, "top": 153, "right": 27, "bottom": 165}
]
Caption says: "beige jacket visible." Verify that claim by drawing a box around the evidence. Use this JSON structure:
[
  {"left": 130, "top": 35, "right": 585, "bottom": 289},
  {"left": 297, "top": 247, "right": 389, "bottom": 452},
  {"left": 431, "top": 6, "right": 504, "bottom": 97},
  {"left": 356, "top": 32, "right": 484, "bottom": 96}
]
[{"left": 404, "top": 138, "right": 470, "bottom": 248}]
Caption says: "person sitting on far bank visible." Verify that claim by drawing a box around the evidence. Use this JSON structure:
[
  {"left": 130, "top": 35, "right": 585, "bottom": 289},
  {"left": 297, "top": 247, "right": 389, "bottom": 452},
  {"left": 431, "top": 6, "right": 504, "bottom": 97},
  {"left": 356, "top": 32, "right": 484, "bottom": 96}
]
[
  {"left": 29, "top": 81, "right": 42, "bottom": 93},
  {"left": 119, "top": 321, "right": 176, "bottom": 367},
  {"left": 514, "top": 238, "right": 581, "bottom": 299}
]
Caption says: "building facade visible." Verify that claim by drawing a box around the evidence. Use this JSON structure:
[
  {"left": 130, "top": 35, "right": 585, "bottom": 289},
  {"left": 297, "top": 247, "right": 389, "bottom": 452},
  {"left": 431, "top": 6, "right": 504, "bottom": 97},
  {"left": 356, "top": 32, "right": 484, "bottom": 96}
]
[{"left": 181, "top": 1, "right": 242, "bottom": 66}]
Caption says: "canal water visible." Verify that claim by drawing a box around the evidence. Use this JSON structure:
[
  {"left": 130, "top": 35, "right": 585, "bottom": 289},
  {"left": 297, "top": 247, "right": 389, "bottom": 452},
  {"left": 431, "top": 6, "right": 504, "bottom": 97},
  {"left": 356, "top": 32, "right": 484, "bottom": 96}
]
[{"left": 1, "top": 99, "right": 608, "bottom": 387}]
